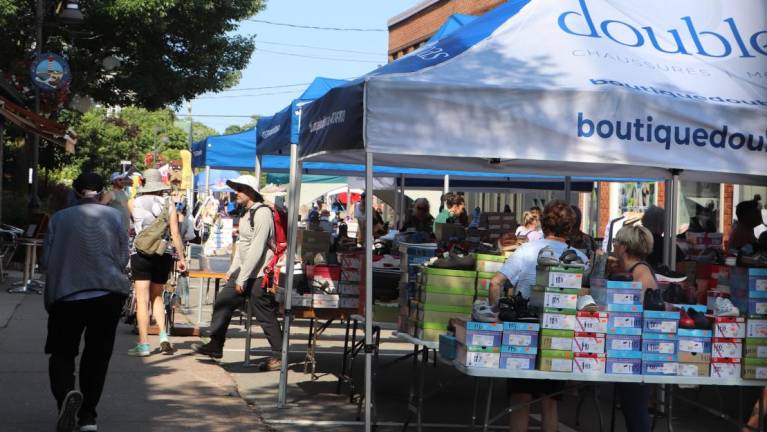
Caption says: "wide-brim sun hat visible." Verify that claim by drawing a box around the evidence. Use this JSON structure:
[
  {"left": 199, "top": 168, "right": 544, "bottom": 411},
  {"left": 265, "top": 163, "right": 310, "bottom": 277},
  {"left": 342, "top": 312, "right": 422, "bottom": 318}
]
[
  {"left": 139, "top": 168, "right": 170, "bottom": 194},
  {"left": 226, "top": 175, "right": 260, "bottom": 194}
]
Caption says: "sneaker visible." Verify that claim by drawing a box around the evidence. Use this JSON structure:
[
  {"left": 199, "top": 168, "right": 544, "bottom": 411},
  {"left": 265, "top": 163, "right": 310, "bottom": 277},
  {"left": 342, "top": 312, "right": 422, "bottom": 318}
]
[
  {"left": 714, "top": 297, "right": 740, "bottom": 317},
  {"left": 687, "top": 307, "right": 711, "bottom": 330},
  {"left": 537, "top": 246, "right": 559, "bottom": 267},
  {"left": 576, "top": 295, "right": 598, "bottom": 312},
  {"left": 643, "top": 288, "right": 665, "bottom": 311},
  {"left": 497, "top": 296, "right": 518, "bottom": 322},
  {"left": 79, "top": 422, "right": 98, "bottom": 431},
  {"left": 679, "top": 309, "right": 695, "bottom": 329},
  {"left": 655, "top": 265, "right": 687, "bottom": 283},
  {"left": 472, "top": 299, "right": 498, "bottom": 323},
  {"left": 258, "top": 357, "right": 282, "bottom": 372},
  {"left": 661, "top": 282, "right": 687, "bottom": 304},
  {"left": 127, "top": 343, "right": 151, "bottom": 357},
  {"left": 191, "top": 341, "right": 223, "bottom": 359},
  {"left": 512, "top": 292, "right": 539, "bottom": 323},
  {"left": 159, "top": 341, "right": 176, "bottom": 355},
  {"left": 57, "top": 390, "right": 83, "bottom": 432},
  {"left": 559, "top": 249, "right": 585, "bottom": 267}
]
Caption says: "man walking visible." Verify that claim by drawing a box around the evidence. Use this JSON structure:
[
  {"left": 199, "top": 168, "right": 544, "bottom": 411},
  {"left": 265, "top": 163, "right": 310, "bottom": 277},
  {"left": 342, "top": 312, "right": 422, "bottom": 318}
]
[
  {"left": 43, "top": 172, "right": 130, "bottom": 432},
  {"left": 192, "top": 175, "right": 284, "bottom": 371},
  {"left": 102, "top": 172, "right": 131, "bottom": 230}
]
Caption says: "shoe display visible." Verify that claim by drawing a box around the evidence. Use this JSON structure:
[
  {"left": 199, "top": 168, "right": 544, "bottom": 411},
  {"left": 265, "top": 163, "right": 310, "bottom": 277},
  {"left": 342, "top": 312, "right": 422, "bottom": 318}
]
[
  {"left": 127, "top": 343, "right": 151, "bottom": 357},
  {"left": 57, "top": 390, "right": 83, "bottom": 432},
  {"left": 576, "top": 295, "right": 598, "bottom": 312},
  {"left": 512, "top": 292, "right": 538, "bottom": 323},
  {"left": 714, "top": 297, "right": 740, "bottom": 317},
  {"left": 258, "top": 357, "right": 282, "bottom": 372},
  {"left": 191, "top": 341, "right": 223, "bottom": 359},
  {"left": 497, "top": 296, "right": 518, "bottom": 322},
  {"left": 537, "top": 246, "right": 559, "bottom": 267},
  {"left": 655, "top": 265, "right": 687, "bottom": 283},
  {"left": 159, "top": 341, "right": 176, "bottom": 355},
  {"left": 643, "top": 288, "right": 665, "bottom": 311},
  {"left": 687, "top": 308, "right": 711, "bottom": 330},
  {"left": 661, "top": 282, "right": 687, "bottom": 304},
  {"left": 472, "top": 299, "right": 498, "bottom": 322},
  {"left": 678, "top": 309, "right": 695, "bottom": 329},
  {"left": 559, "top": 249, "right": 585, "bottom": 267},
  {"left": 431, "top": 253, "right": 476, "bottom": 270}
]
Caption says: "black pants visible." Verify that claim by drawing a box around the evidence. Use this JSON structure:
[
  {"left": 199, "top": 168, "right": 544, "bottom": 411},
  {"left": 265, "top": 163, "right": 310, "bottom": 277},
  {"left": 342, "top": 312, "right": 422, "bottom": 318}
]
[
  {"left": 45, "top": 293, "right": 125, "bottom": 423},
  {"left": 617, "top": 383, "right": 651, "bottom": 432},
  {"left": 208, "top": 273, "right": 283, "bottom": 355}
]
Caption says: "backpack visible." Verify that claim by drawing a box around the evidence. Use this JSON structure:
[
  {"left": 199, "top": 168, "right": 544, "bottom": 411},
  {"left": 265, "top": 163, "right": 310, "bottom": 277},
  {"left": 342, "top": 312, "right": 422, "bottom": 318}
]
[
  {"left": 134, "top": 199, "right": 171, "bottom": 255},
  {"left": 251, "top": 205, "right": 289, "bottom": 290}
]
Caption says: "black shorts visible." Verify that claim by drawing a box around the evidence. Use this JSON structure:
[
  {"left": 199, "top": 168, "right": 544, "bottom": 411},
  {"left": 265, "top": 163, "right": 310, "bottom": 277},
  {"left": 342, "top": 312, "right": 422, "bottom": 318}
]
[
  {"left": 507, "top": 378, "right": 565, "bottom": 400},
  {"left": 131, "top": 253, "right": 173, "bottom": 284}
]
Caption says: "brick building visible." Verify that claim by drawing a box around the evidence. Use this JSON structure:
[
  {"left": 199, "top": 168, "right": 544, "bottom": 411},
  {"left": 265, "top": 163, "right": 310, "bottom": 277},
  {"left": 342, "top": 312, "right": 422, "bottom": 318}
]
[{"left": 387, "top": 0, "right": 505, "bottom": 61}]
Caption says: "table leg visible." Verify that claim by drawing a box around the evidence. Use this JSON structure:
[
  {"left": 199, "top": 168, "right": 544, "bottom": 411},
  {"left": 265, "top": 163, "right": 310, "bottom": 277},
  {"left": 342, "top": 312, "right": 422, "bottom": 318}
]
[
  {"left": 337, "top": 318, "right": 353, "bottom": 395},
  {"left": 470, "top": 377, "right": 480, "bottom": 431},
  {"left": 197, "top": 276, "right": 204, "bottom": 324},
  {"left": 304, "top": 318, "right": 315, "bottom": 375},
  {"left": 759, "top": 386, "right": 764, "bottom": 432},
  {"left": 483, "top": 378, "right": 495, "bottom": 432},
  {"left": 665, "top": 384, "right": 674, "bottom": 432},
  {"left": 214, "top": 278, "right": 221, "bottom": 301},
  {"left": 416, "top": 345, "right": 429, "bottom": 432}
]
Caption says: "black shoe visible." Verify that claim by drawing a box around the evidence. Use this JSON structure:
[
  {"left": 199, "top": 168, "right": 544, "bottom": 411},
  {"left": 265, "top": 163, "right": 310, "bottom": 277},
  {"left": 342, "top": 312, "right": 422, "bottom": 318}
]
[
  {"left": 655, "top": 265, "right": 687, "bottom": 283},
  {"left": 643, "top": 288, "right": 665, "bottom": 311},
  {"left": 160, "top": 341, "right": 176, "bottom": 355},
  {"left": 513, "top": 292, "right": 538, "bottom": 323},
  {"left": 57, "top": 390, "right": 83, "bottom": 432},
  {"left": 497, "top": 296, "right": 518, "bottom": 322},
  {"left": 687, "top": 308, "right": 711, "bottom": 330},
  {"left": 661, "top": 282, "right": 687, "bottom": 304},
  {"left": 192, "top": 341, "right": 223, "bottom": 359}
]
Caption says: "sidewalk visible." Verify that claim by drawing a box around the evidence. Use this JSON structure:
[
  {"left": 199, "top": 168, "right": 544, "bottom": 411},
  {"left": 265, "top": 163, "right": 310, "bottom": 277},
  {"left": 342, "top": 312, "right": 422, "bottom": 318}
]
[{"left": 0, "top": 271, "right": 270, "bottom": 432}]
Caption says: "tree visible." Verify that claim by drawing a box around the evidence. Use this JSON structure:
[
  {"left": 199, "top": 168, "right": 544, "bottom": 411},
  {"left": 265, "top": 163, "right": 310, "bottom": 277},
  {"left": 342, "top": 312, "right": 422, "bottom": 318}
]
[
  {"left": 224, "top": 115, "right": 259, "bottom": 135},
  {"left": 174, "top": 118, "right": 219, "bottom": 142},
  {"left": 0, "top": 0, "right": 265, "bottom": 110}
]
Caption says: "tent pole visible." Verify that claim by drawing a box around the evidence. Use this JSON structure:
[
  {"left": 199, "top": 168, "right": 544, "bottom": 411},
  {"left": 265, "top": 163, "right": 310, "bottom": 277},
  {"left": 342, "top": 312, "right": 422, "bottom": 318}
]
[
  {"left": 663, "top": 171, "right": 681, "bottom": 269},
  {"left": 255, "top": 154, "right": 262, "bottom": 186},
  {"left": 277, "top": 143, "right": 301, "bottom": 408},
  {"left": 0, "top": 119, "right": 4, "bottom": 224},
  {"left": 205, "top": 166, "right": 211, "bottom": 197},
  {"left": 592, "top": 182, "right": 600, "bottom": 238},
  {"left": 394, "top": 177, "right": 400, "bottom": 230},
  {"left": 564, "top": 176, "right": 572, "bottom": 204},
  {"left": 399, "top": 174, "right": 406, "bottom": 228},
  {"left": 364, "top": 152, "right": 374, "bottom": 432},
  {"left": 443, "top": 174, "right": 449, "bottom": 195}
]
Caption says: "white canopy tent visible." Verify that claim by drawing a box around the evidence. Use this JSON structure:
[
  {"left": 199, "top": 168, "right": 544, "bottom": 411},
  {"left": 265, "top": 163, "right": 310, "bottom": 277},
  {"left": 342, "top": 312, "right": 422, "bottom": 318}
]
[{"left": 293, "top": 1, "right": 767, "bottom": 429}]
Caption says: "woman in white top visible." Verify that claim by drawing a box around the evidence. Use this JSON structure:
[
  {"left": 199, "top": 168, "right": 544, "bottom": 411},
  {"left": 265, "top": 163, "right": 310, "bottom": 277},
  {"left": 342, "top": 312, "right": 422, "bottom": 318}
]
[
  {"left": 515, "top": 211, "right": 543, "bottom": 241},
  {"left": 127, "top": 169, "right": 187, "bottom": 357}
]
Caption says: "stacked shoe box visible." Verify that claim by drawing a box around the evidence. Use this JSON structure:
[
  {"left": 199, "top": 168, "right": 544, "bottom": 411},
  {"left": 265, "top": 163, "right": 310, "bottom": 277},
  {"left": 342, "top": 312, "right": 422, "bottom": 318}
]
[
  {"left": 415, "top": 267, "right": 475, "bottom": 341},
  {"left": 601, "top": 280, "right": 644, "bottom": 375},
  {"left": 743, "top": 270, "right": 767, "bottom": 379},
  {"left": 537, "top": 266, "right": 583, "bottom": 373},
  {"left": 455, "top": 321, "right": 503, "bottom": 368},
  {"left": 712, "top": 316, "right": 745, "bottom": 378},
  {"left": 500, "top": 322, "right": 540, "bottom": 370},
  {"left": 677, "top": 325, "right": 713, "bottom": 376},
  {"left": 642, "top": 310, "right": 681, "bottom": 376},
  {"left": 476, "top": 271, "right": 494, "bottom": 303},
  {"left": 573, "top": 311, "right": 609, "bottom": 374},
  {"left": 397, "top": 244, "right": 437, "bottom": 333},
  {"left": 309, "top": 265, "right": 341, "bottom": 308},
  {"left": 337, "top": 252, "right": 363, "bottom": 310}
]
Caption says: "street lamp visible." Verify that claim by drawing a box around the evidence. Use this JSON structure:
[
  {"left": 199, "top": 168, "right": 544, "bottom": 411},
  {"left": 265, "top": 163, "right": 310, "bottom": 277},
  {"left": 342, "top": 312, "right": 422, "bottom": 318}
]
[{"left": 28, "top": 0, "right": 84, "bottom": 210}]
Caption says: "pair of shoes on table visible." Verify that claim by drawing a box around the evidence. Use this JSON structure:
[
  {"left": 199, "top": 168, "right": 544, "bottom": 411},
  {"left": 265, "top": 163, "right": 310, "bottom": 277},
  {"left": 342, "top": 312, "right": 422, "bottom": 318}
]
[
  {"left": 655, "top": 265, "right": 687, "bottom": 283},
  {"left": 498, "top": 292, "right": 538, "bottom": 323},
  {"left": 537, "top": 246, "right": 585, "bottom": 267},
  {"left": 576, "top": 295, "right": 598, "bottom": 312},
  {"left": 192, "top": 341, "right": 223, "bottom": 359},
  {"left": 679, "top": 308, "right": 710, "bottom": 330},
  {"left": 714, "top": 297, "right": 739, "bottom": 317},
  {"left": 472, "top": 299, "right": 498, "bottom": 322}
]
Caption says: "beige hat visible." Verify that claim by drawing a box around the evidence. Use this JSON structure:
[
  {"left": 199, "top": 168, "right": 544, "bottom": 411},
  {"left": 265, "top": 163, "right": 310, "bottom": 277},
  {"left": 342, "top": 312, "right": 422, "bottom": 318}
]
[{"left": 139, "top": 168, "right": 170, "bottom": 194}]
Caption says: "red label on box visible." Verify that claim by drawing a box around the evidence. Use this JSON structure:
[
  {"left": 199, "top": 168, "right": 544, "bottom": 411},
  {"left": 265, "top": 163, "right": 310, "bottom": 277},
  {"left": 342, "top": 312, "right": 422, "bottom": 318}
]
[{"left": 711, "top": 357, "right": 741, "bottom": 364}]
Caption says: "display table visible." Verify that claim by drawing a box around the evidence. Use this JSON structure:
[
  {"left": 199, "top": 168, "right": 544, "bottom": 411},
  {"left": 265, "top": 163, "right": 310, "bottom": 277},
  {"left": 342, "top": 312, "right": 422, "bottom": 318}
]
[
  {"left": 454, "top": 362, "right": 767, "bottom": 432},
  {"left": 188, "top": 270, "right": 227, "bottom": 324},
  {"left": 291, "top": 307, "right": 358, "bottom": 380},
  {"left": 8, "top": 238, "right": 44, "bottom": 295}
]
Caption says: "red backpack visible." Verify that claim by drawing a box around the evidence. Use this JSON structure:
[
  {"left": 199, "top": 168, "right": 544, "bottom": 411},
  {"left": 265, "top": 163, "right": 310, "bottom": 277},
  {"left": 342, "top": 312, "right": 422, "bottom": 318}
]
[{"left": 257, "top": 205, "right": 288, "bottom": 289}]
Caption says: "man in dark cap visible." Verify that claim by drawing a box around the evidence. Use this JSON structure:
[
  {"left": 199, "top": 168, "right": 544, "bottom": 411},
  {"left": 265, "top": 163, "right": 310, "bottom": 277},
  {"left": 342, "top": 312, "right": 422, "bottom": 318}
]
[{"left": 42, "top": 172, "right": 130, "bottom": 432}]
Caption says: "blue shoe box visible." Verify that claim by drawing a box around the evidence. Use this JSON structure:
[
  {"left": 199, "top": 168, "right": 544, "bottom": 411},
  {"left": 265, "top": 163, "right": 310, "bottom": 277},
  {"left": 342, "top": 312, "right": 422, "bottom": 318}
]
[
  {"left": 642, "top": 333, "right": 678, "bottom": 355},
  {"left": 643, "top": 310, "right": 681, "bottom": 334}
]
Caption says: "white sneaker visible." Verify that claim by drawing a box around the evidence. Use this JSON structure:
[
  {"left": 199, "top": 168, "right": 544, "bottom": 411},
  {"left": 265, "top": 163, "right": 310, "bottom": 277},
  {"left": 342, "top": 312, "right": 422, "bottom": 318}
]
[
  {"left": 471, "top": 299, "right": 497, "bottom": 323},
  {"left": 576, "top": 295, "right": 598, "bottom": 312},
  {"left": 714, "top": 297, "right": 739, "bottom": 317}
]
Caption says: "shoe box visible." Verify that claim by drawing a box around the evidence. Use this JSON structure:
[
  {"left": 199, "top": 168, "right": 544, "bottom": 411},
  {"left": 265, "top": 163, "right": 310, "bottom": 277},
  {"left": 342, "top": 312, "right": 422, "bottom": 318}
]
[
  {"left": 475, "top": 253, "right": 506, "bottom": 273},
  {"left": 711, "top": 358, "right": 742, "bottom": 378},
  {"left": 542, "top": 308, "right": 577, "bottom": 331},
  {"left": 643, "top": 311, "right": 680, "bottom": 334},
  {"left": 502, "top": 322, "right": 540, "bottom": 348},
  {"left": 536, "top": 266, "right": 584, "bottom": 290},
  {"left": 476, "top": 271, "right": 494, "bottom": 299},
  {"left": 679, "top": 362, "right": 710, "bottom": 377},
  {"left": 541, "top": 329, "right": 574, "bottom": 351},
  {"left": 642, "top": 353, "right": 679, "bottom": 376},
  {"left": 417, "top": 303, "right": 471, "bottom": 325},
  {"left": 456, "top": 343, "right": 500, "bottom": 368},
  {"left": 538, "top": 349, "right": 574, "bottom": 372},
  {"left": 576, "top": 311, "right": 609, "bottom": 333},
  {"left": 677, "top": 328, "right": 713, "bottom": 364},
  {"left": 590, "top": 279, "right": 642, "bottom": 305},
  {"left": 573, "top": 332, "right": 605, "bottom": 354},
  {"left": 727, "top": 267, "right": 767, "bottom": 312},
  {"left": 714, "top": 316, "right": 746, "bottom": 338},
  {"left": 500, "top": 345, "right": 537, "bottom": 370},
  {"left": 607, "top": 312, "right": 643, "bottom": 335},
  {"left": 455, "top": 321, "right": 503, "bottom": 347},
  {"left": 744, "top": 337, "right": 767, "bottom": 358},
  {"left": 573, "top": 353, "right": 606, "bottom": 374},
  {"left": 712, "top": 338, "right": 742, "bottom": 358},
  {"left": 420, "top": 286, "right": 475, "bottom": 308},
  {"left": 743, "top": 357, "right": 767, "bottom": 379},
  {"left": 642, "top": 333, "right": 677, "bottom": 355},
  {"left": 421, "top": 267, "right": 477, "bottom": 291},
  {"left": 607, "top": 334, "right": 641, "bottom": 353},
  {"left": 605, "top": 350, "right": 642, "bottom": 375}
]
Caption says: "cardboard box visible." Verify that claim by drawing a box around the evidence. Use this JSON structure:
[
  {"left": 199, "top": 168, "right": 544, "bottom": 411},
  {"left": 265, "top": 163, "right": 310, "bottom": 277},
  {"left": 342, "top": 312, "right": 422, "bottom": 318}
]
[
  {"left": 573, "top": 332, "right": 606, "bottom": 354},
  {"left": 455, "top": 321, "right": 503, "bottom": 347},
  {"left": 714, "top": 316, "right": 746, "bottom": 338},
  {"left": 606, "top": 349, "right": 642, "bottom": 359},
  {"left": 422, "top": 267, "right": 477, "bottom": 290},
  {"left": 573, "top": 353, "right": 606, "bottom": 374},
  {"left": 312, "top": 294, "right": 340, "bottom": 309},
  {"left": 749, "top": 299, "right": 767, "bottom": 316},
  {"left": 743, "top": 357, "right": 767, "bottom": 379},
  {"left": 544, "top": 292, "right": 578, "bottom": 310},
  {"left": 606, "top": 303, "right": 644, "bottom": 313},
  {"left": 642, "top": 333, "right": 678, "bottom": 355},
  {"left": 541, "top": 329, "right": 574, "bottom": 351},
  {"left": 678, "top": 328, "right": 713, "bottom": 338},
  {"left": 502, "top": 329, "right": 540, "bottom": 348},
  {"left": 476, "top": 272, "right": 495, "bottom": 292},
  {"left": 591, "top": 279, "right": 642, "bottom": 290},
  {"left": 538, "top": 350, "right": 574, "bottom": 372},
  {"left": 748, "top": 318, "right": 767, "bottom": 338},
  {"left": 678, "top": 352, "right": 712, "bottom": 363},
  {"left": 576, "top": 311, "right": 609, "bottom": 334},
  {"left": 643, "top": 310, "right": 681, "bottom": 334},
  {"left": 456, "top": 344, "right": 500, "bottom": 368},
  {"left": 711, "top": 358, "right": 741, "bottom": 378},
  {"left": 542, "top": 310, "right": 577, "bottom": 331},
  {"left": 499, "top": 352, "right": 536, "bottom": 370},
  {"left": 606, "top": 357, "right": 642, "bottom": 375},
  {"left": 607, "top": 312, "right": 642, "bottom": 334},
  {"left": 607, "top": 289, "right": 642, "bottom": 306},
  {"left": 607, "top": 334, "right": 642, "bottom": 352},
  {"left": 420, "top": 286, "right": 475, "bottom": 308},
  {"left": 475, "top": 254, "right": 506, "bottom": 273},
  {"left": 745, "top": 338, "right": 767, "bottom": 358},
  {"left": 712, "top": 338, "right": 743, "bottom": 359},
  {"left": 679, "top": 362, "right": 710, "bottom": 377},
  {"left": 643, "top": 360, "right": 679, "bottom": 376},
  {"left": 542, "top": 266, "right": 584, "bottom": 289},
  {"left": 501, "top": 345, "right": 538, "bottom": 355}
]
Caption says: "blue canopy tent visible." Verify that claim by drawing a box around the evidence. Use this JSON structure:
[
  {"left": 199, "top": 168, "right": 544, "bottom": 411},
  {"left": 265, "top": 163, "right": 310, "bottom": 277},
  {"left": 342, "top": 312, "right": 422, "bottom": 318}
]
[
  {"left": 426, "top": 13, "right": 477, "bottom": 44},
  {"left": 194, "top": 169, "right": 239, "bottom": 192},
  {"left": 191, "top": 127, "right": 257, "bottom": 170}
]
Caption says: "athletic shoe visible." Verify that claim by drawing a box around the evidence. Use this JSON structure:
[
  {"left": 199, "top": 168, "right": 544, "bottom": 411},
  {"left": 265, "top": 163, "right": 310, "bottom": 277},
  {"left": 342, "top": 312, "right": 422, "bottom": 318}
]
[
  {"left": 512, "top": 292, "right": 539, "bottom": 323},
  {"left": 57, "top": 390, "right": 83, "bottom": 432},
  {"left": 576, "top": 295, "right": 598, "bottom": 312},
  {"left": 714, "top": 297, "right": 740, "bottom": 317},
  {"left": 159, "top": 341, "right": 176, "bottom": 355},
  {"left": 537, "top": 246, "right": 559, "bottom": 267},
  {"left": 679, "top": 310, "right": 695, "bottom": 329},
  {"left": 79, "top": 423, "right": 98, "bottom": 431},
  {"left": 661, "top": 282, "right": 687, "bottom": 304},
  {"left": 127, "top": 343, "right": 151, "bottom": 357},
  {"left": 655, "top": 265, "right": 687, "bottom": 283},
  {"left": 191, "top": 341, "right": 223, "bottom": 359},
  {"left": 472, "top": 299, "right": 498, "bottom": 323},
  {"left": 560, "top": 249, "right": 585, "bottom": 267},
  {"left": 687, "top": 308, "right": 711, "bottom": 330},
  {"left": 497, "top": 296, "right": 518, "bottom": 322},
  {"left": 643, "top": 289, "right": 665, "bottom": 311},
  {"left": 258, "top": 357, "right": 282, "bottom": 372}
]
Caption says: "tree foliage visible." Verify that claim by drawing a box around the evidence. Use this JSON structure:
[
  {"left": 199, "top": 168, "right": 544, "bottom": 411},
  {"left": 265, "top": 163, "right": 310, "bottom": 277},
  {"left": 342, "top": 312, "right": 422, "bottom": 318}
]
[
  {"left": 0, "top": 0, "right": 265, "bottom": 110},
  {"left": 224, "top": 115, "right": 259, "bottom": 135}
]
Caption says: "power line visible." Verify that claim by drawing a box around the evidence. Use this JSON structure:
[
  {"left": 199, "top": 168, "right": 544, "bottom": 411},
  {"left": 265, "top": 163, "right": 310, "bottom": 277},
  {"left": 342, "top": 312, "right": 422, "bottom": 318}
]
[
  {"left": 256, "top": 48, "right": 383, "bottom": 64},
  {"left": 176, "top": 114, "right": 256, "bottom": 118},
  {"left": 249, "top": 18, "right": 385, "bottom": 32},
  {"left": 219, "top": 82, "right": 312, "bottom": 92},
  {"left": 195, "top": 89, "right": 302, "bottom": 100},
  {"left": 256, "top": 40, "right": 382, "bottom": 56}
]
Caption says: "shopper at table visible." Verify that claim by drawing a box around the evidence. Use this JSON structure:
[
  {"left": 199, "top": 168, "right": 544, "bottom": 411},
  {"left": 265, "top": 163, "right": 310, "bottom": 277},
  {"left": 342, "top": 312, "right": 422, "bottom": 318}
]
[
  {"left": 613, "top": 224, "right": 657, "bottom": 432},
  {"left": 192, "top": 175, "right": 284, "bottom": 371},
  {"left": 489, "top": 200, "right": 588, "bottom": 432},
  {"left": 42, "top": 172, "right": 130, "bottom": 432},
  {"left": 127, "top": 169, "right": 188, "bottom": 357},
  {"left": 400, "top": 198, "right": 434, "bottom": 234},
  {"left": 568, "top": 205, "right": 597, "bottom": 257},
  {"left": 731, "top": 198, "right": 762, "bottom": 250},
  {"left": 514, "top": 211, "right": 543, "bottom": 241},
  {"left": 433, "top": 192, "right": 465, "bottom": 230}
]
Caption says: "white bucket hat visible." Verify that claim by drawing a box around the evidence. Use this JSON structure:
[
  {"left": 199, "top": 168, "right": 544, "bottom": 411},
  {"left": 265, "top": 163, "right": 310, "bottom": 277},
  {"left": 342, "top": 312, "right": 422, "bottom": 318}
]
[
  {"left": 139, "top": 168, "right": 170, "bottom": 194},
  {"left": 226, "top": 175, "right": 260, "bottom": 194}
]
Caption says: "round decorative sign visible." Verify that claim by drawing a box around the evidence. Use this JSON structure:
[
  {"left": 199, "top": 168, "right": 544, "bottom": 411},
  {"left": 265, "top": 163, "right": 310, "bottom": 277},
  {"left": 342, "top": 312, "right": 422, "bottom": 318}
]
[{"left": 30, "top": 53, "right": 72, "bottom": 91}]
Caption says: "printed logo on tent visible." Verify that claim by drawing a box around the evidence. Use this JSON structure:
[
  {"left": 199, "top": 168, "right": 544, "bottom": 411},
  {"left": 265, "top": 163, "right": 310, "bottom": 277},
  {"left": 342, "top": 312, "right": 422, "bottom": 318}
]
[
  {"left": 309, "top": 110, "right": 346, "bottom": 133},
  {"left": 261, "top": 125, "right": 281, "bottom": 139},
  {"left": 558, "top": 0, "right": 766, "bottom": 58}
]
